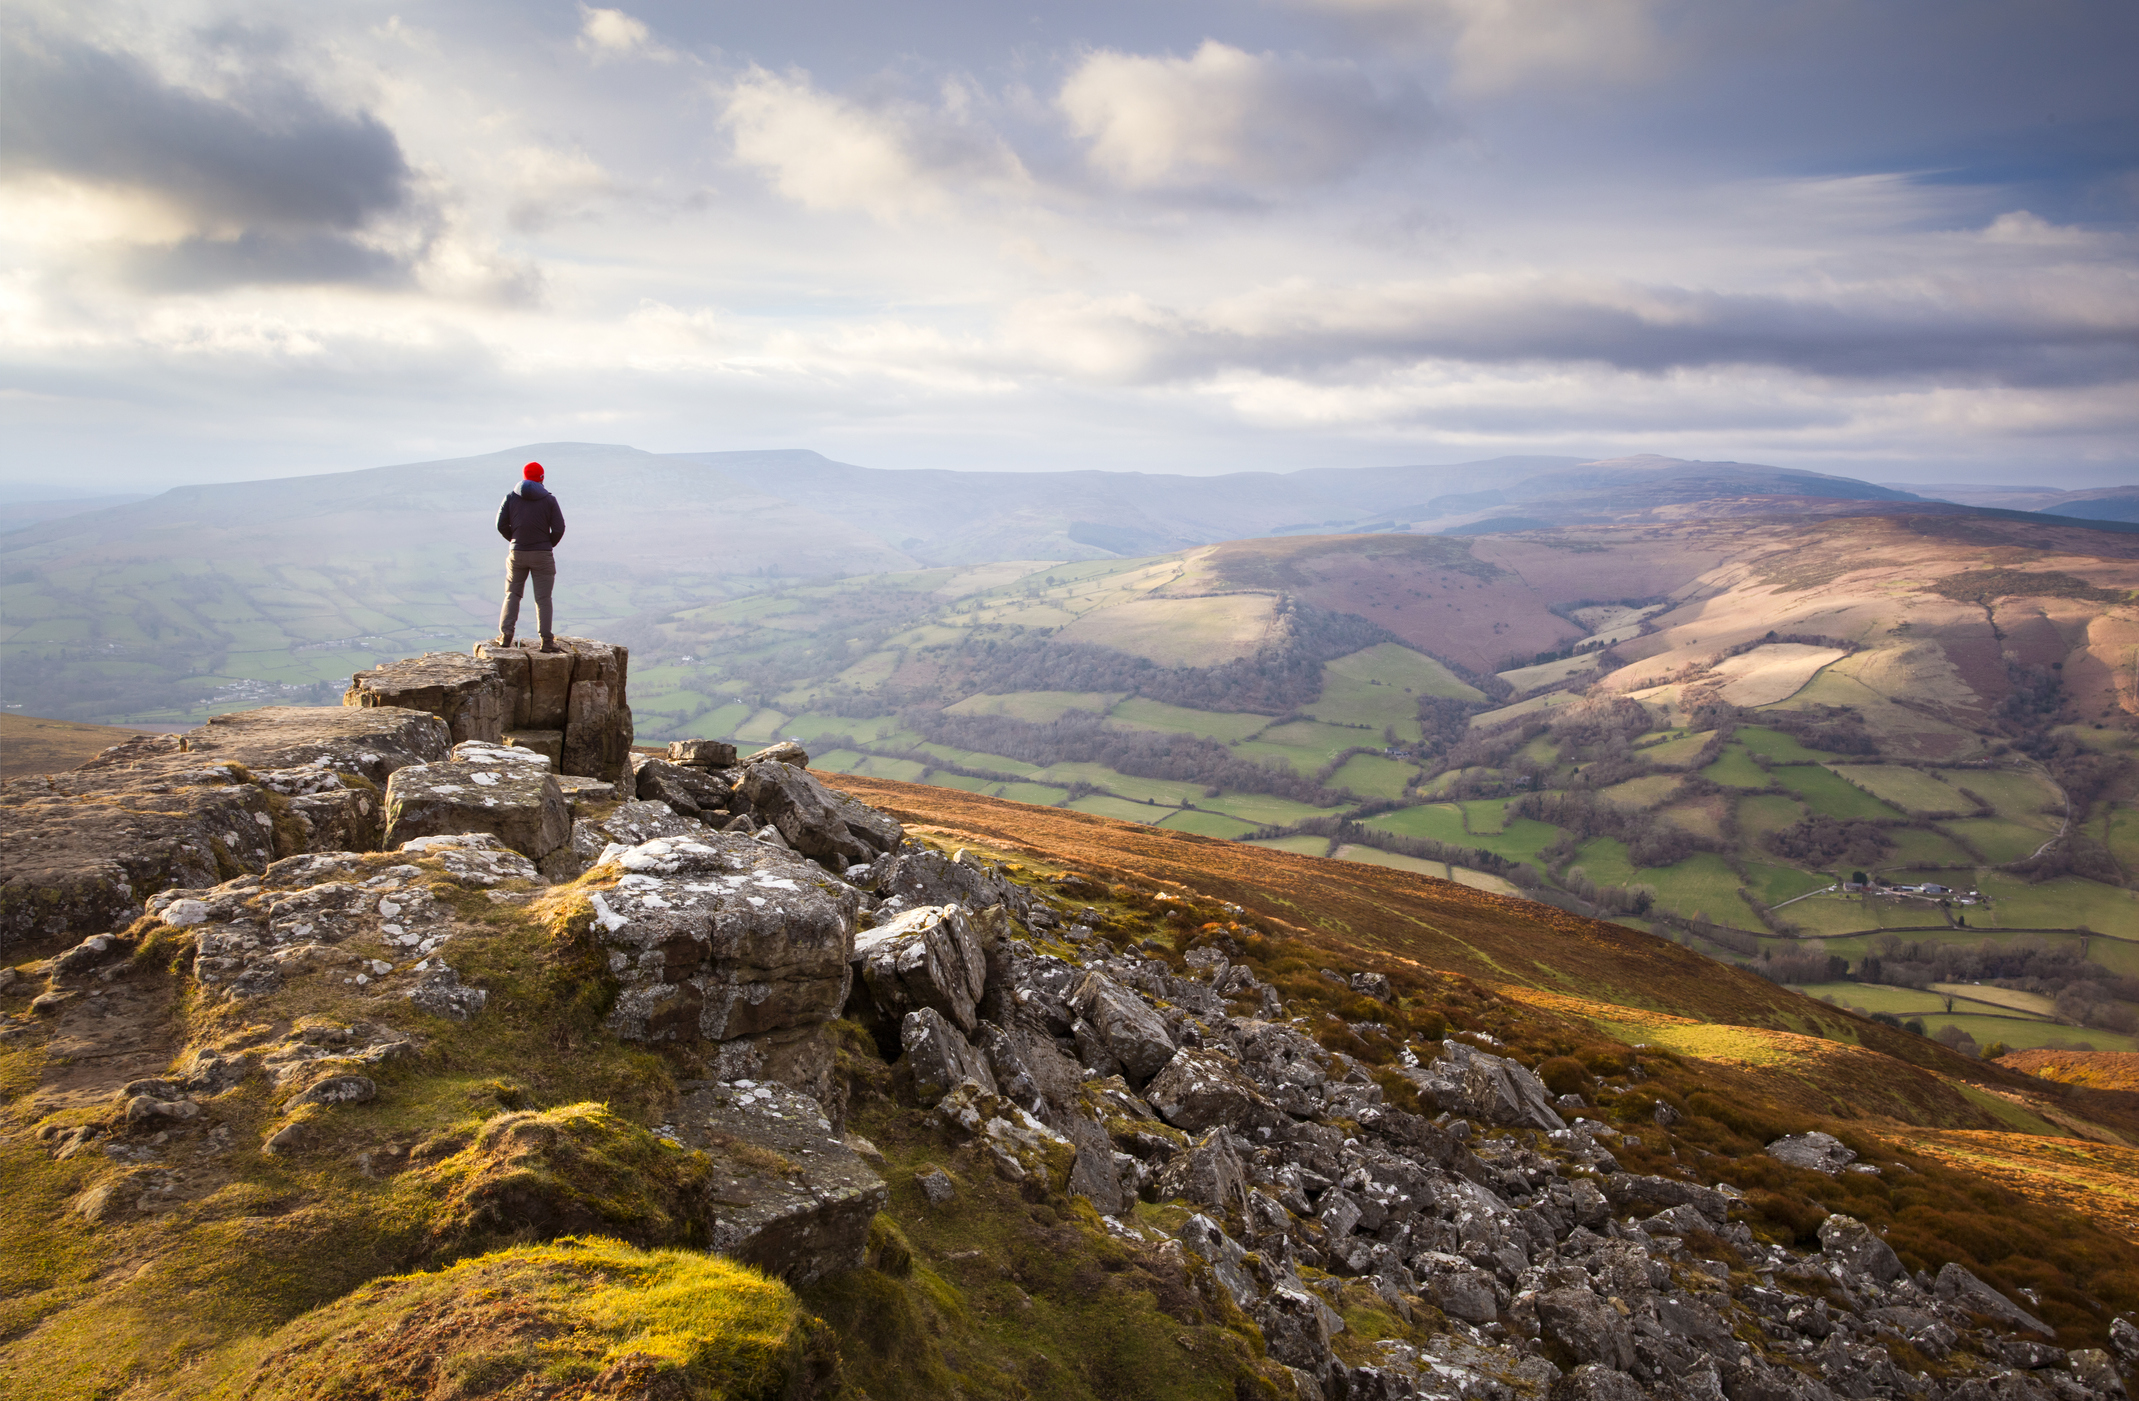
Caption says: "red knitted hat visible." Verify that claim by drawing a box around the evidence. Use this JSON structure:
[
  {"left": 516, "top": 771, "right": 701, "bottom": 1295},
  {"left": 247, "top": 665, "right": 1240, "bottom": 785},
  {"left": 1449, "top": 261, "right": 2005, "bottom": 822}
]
[{"left": 523, "top": 461, "right": 544, "bottom": 481}]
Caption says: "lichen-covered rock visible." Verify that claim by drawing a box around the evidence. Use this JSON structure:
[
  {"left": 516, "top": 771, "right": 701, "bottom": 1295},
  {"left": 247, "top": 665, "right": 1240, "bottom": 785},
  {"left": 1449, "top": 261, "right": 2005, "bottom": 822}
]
[
  {"left": 1602, "top": 1173, "right": 1727, "bottom": 1226},
  {"left": 1818, "top": 1213, "right": 1906, "bottom": 1285},
  {"left": 1072, "top": 971, "right": 1176, "bottom": 1085},
  {"left": 1415, "top": 1252, "right": 1500, "bottom": 1323},
  {"left": 571, "top": 801, "right": 708, "bottom": 867},
  {"left": 854, "top": 905, "right": 988, "bottom": 1035},
  {"left": 1152, "top": 1127, "right": 1250, "bottom": 1215},
  {"left": 668, "top": 739, "right": 738, "bottom": 767},
  {"left": 397, "top": 833, "right": 541, "bottom": 887},
  {"left": 1766, "top": 1131, "right": 1857, "bottom": 1175},
  {"left": 1407, "top": 1040, "right": 1565, "bottom": 1132},
  {"left": 672, "top": 1079, "right": 887, "bottom": 1286},
  {"left": 383, "top": 759, "right": 570, "bottom": 862},
  {"left": 869, "top": 843, "right": 1022, "bottom": 919},
  {"left": 590, "top": 835, "right": 856, "bottom": 1105},
  {"left": 1535, "top": 1285, "right": 1638, "bottom": 1371},
  {"left": 1145, "top": 1048, "right": 1282, "bottom": 1135},
  {"left": 900, "top": 1006, "right": 996, "bottom": 1107}
]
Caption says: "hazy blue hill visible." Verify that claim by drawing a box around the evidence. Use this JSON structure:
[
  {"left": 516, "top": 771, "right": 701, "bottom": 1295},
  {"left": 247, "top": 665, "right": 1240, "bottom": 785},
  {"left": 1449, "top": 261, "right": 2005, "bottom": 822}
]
[{"left": 662, "top": 449, "right": 1590, "bottom": 563}]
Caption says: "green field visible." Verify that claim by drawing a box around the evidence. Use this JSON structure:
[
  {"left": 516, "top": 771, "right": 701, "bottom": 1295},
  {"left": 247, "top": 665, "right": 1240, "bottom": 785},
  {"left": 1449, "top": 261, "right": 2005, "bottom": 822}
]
[
  {"left": 1330, "top": 753, "right": 1418, "bottom": 800},
  {"left": 1945, "top": 818, "right": 2050, "bottom": 865},
  {"left": 1737, "top": 793, "right": 1808, "bottom": 839},
  {"left": 944, "top": 691, "right": 1125, "bottom": 723},
  {"left": 1636, "top": 853, "right": 1753, "bottom": 926},
  {"left": 1363, "top": 804, "right": 1472, "bottom": 846},
  {"left": 1638, "top": 732, "right": 1714, "bottom": 768},
  {"left": 1976, "top": 874, "right": 2139, "bottom": 932},
  {"left": 1598, "top": 774, "right": 1682, "bottom": 809},
  {"left": 1247, "top": 835, "right": 1336, "bottom": 857},
  {"left": 1829, "top": 765, "right": 1968, "bottom": 815},
  {"left": 1701, "top": 744, "right": 1769, "bottom": 789},
  {"left": 1198, "top": 791, "right": 1344, "bottom": 827},
  {"left": 1067, "top": 794, "right": 1183, "bottom": 823},
  {"left": 1462, "top": 815, "right": 1565, "bottom": 865},
  {"left": 1941, "top": 768, "right": 2064, "bottom": 825},
  {"left": 1033, "top": 762, "right": 1206, "bottom": 806},
  {"left": 1104, "top": 697, "right": 1271, "bottom": 742},
  {"left": 1306, "top": 643, "right": 1482, "bottom": 732},
  {"left": 1882, "top": 828, "right": 1979, "bottom": 869},
  {"left": 1233, "top": 719, "right": 1376, "bottom": 773},
  {"left": 1773, "top": 764, "right": 1903, "bottom": 820},
  {"left": 1736, "top": 726, "right": 1840, "bottom": 763},
  {"left": 1746, "top": 860, "right": 1830, "bottom": 906},
  {"left": 1158, "top": 809, "right": 1260, "bottom": 839},
  {"left": 1569, "top": 837, "right": 1637, "bottom": 889}
]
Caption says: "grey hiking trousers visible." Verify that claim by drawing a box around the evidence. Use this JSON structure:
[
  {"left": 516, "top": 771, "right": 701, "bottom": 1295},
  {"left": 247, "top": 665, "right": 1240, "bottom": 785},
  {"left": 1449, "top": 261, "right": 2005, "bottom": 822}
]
[{"left": 499, "top": 548, "right": 555, "bottom": 639}]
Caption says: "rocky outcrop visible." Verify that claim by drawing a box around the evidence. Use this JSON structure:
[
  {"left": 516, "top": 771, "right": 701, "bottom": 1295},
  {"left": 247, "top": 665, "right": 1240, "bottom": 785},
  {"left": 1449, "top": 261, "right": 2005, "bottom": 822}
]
[
  {"left": 349, "top": 638, "right": 634, "bottom": 785},
  {"left": 591, "top": 835, "right": 857, "bottom": 1106},
  {"left": 0, "top": 705, "right": 448, "bottom": 954},
  {"left": 672, "top": 1079, "right": 888, "bottom": 1285}
]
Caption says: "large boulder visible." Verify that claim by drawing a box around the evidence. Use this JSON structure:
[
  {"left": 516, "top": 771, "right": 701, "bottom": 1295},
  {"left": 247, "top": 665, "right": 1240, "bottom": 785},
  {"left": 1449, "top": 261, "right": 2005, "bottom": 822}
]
[
  {"left": 1071, "top": 972, "right": 1176, "bottom": 1085},
  {"left": 1407, "top": 1041, "right": 1565, "bottom": 1131},
  {"left": 0, "top": 705, "right": 449, "bottom": 954},
  {"left": 853, "top": 905, "right": 988, "bottom": 1034},
  {"left": 631, "top": 759, "right": 737, "bottom": 824},
  {"left": 1145, "top": 1048, "right": 1282, "bottom": 1135},
  {"left": 1151, "top": 1127, "right": 1250, "bottom": 1215},
  {"left": 383, "top": 758, "right": 571, "bottom": 863},
  {"left": 672, "top": 1079, "right": 888, "bottom": 1285},
  {"left": 735, "top": 760, "right": 902, "bottom": 867},
  {"left": 1766, "top": 1132, "right": 1857, "bottom": 1175},
  {"left": 1535, "top": 1285, "right": 1639, "bottom": 1371},
  {"left": 1934, "top": 1262, "right": 2054, "bottom": 1336},
  {"left": 1818, "top": 1214, "right": 1905, "bottom": 1285},
  {"left": 591, "top": 835, "right": 857, "bottom": 1104},
  {"left": 900, "top": 1007, "right": 996, "bottom": 1108}
]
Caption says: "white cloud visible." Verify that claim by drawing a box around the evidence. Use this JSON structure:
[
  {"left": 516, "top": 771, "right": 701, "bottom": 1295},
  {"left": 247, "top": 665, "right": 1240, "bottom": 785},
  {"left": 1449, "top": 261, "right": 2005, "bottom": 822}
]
[
  {"left": 1058, "top": 40, "right": 1439, "bottom": 191},
  {"left": 720, "top": 66, "right": 1029, "bottom": 220},
  {"left": 576, "top": 6, "right": 669, "bottom": 62}
]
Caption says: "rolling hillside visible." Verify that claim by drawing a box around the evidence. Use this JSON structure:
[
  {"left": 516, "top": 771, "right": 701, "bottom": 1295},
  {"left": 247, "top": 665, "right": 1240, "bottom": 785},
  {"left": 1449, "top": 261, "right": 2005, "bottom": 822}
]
[{"left": 619, "top": 511, "right": 2139, "bottom": 1055}]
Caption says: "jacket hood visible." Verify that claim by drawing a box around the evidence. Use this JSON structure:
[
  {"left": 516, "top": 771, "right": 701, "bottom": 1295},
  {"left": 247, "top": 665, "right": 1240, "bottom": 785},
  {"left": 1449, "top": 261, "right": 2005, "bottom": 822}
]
[{"left": 517, "top": 479, "right": 551, "bottom": 498}]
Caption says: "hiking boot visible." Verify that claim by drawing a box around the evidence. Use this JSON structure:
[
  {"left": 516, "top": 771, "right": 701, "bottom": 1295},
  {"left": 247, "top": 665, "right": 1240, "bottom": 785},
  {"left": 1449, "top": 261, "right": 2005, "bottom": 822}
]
[
  {"left": 538, "top": 637, "right": 563, "bottom": 654},
  {"left": 491, "top": 633, "right": 513, "bottom": 649}
]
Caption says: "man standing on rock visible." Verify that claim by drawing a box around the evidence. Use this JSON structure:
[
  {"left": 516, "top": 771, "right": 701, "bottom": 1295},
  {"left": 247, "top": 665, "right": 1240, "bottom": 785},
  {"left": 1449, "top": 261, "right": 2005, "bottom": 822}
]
[{"left": 493, "top": 461, "right": 566, "bottom": 653}]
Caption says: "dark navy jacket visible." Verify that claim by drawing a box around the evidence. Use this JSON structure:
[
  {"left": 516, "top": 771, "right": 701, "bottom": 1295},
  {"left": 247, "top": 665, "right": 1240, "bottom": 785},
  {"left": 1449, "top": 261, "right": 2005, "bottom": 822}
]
[{"left": 496, "top": 480, "right": 566, "bottom": 550}]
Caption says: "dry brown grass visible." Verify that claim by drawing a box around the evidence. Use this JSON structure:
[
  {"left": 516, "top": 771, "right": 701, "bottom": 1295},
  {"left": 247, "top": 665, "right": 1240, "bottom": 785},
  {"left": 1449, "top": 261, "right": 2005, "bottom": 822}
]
[
  {"left": 0, "top": 713, "right": 154, "bottom": 779},
  {"left": 2009, "top": 1050, "right": 2139, "bottom": 1093}
]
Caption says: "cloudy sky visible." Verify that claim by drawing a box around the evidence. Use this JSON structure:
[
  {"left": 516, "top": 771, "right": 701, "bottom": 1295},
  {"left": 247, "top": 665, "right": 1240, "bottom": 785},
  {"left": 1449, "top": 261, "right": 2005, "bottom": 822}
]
[{"left": 3, "top": 0, "right": 2136, "bottom": 492}]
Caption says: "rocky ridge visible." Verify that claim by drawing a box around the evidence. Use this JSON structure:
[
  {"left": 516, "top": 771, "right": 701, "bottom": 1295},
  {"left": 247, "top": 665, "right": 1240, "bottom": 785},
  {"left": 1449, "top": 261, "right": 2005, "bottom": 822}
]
[{"left": 2, "top": 660, "right": 2134, "bottom": 1399}]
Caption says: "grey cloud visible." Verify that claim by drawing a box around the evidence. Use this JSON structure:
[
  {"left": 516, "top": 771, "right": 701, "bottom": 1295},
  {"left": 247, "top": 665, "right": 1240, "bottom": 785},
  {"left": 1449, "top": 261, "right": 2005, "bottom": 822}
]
[
  {"left": 113, "top": 231, "right": 412, "bottom": 292},
  {"left": 1, "top": 28, "right": 413, "bottom": 283},
  {"left": 1021, "top": 282, "right": 2139, "bottom": 390}
]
